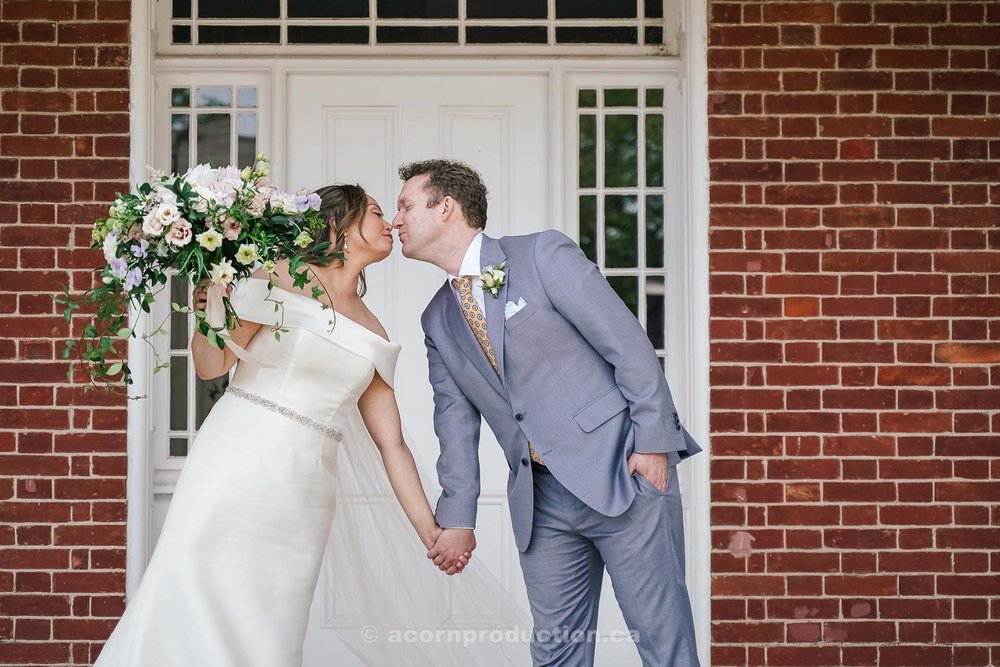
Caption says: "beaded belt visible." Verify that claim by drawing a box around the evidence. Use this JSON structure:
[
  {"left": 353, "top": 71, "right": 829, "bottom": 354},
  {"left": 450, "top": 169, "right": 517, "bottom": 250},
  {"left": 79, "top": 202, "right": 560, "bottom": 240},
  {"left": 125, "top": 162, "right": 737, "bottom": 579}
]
[{"left": 225, "top": 385, "right": 344, "bottom": 442}]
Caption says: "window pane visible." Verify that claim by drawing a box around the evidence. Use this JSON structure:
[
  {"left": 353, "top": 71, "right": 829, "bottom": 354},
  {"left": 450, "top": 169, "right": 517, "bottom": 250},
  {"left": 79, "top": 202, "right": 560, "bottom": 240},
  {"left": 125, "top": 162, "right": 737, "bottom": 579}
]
[
  {"left": 196, "top": 87, "right": 232, "bottom": 108},
  {"left": 169, "top": 275, "right": 189, "bottom": 350},
  {"left": 237, "top": 113, "right": 257, "bottom": 168},
  {"left": 198, "top": 25, "right": 280, "bottom": 44},
  {"left": 237, "top": 88, "right": 257, "bottom": 109},
  {"left": 556, "top": 0, "right": 638, "bottom": 19},
  {"left": 579, "top": 195, "right": 597, "bottom": 263},
  {"left": 195, "top": 375, "right": 228, "bottom": 430},
  {"left": 169, "top": 359, "right": 187, "bottom": 431},
  {"left": 605, "top": 195, "right": 638, "bottom": 268},
  {"left": 645, "top": 194, "right": 664, "bottom": 268},
  {"left": 645, "top": 0, "right": 663, "bottom": 19},
  {"left": 645, "top": 276, "right": 664, "bottom": 348},
  {"left": 466, "top": 26, "right": 547, "bottom": 44},
  {"left": 288, "top": 25, "right": 370, "bottom": 44},
  {"left": 171, "top": 88, "right": 190, "bottom": 107},
  {"left": 578, "top": 89, "right": 597, "bottom": 109},
  {"left": 607, "top": 276, "right": 639, "bottom": 317},
  {"left": 171, "top": 114, "right": 190, "bottom": 174},
  {"left": 378, "top": 0, "right": 458, "bottom": 19},
  {"left": 644, "top": 26, "right": 663, "bottom": 45},
  {"left": 579, "top": 115, "right": 596, "bottom": 189},
  {"left": 555, "top": 26, "right": 637, "bottom": 43},
  {"left": 645, "top": 88, "right": 664, "bottom": 108},
  {"left": 646, "top": 113, "right": 664, "bottom": 188},
  {"left": 172, "top": 25, "right": 192, "bottom": 44},
  {"left": 377, "top": 25, "right": 459, "bottom": 43},
  {"left": 605, "top": 88, "right": 638, "bottom": 107},
  {"left": 199, "top": 0, "right": 279, "bottom": 18},
  {"left": 169, "top": 438, "right": 188, "bottom": 457},
  {"left": 172, "top": 0, "right": 191, "bottom": 18},
  {"left": 467, "top": 0, "right": 547, "bottom": 19},
  {"left": 197, "top": 114, "right": 231, "bottom": 166},
  {"left": 604, "top": 115, "right": 638, "bottom": 188},
  {"left": 288, "top": 0, "right": 369, "bottom": 17}
]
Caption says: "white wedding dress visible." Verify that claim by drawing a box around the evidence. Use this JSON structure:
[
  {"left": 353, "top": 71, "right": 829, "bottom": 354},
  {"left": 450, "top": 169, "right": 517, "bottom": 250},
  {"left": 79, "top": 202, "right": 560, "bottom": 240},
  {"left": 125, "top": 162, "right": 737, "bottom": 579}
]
[{"left": 95, "top": 278, "right": 530, "bottom": 666}]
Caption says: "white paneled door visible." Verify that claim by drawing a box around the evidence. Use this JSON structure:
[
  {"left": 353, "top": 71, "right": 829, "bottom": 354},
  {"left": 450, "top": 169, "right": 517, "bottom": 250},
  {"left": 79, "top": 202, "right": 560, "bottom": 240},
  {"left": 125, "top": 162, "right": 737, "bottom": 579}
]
[
  {"left": 285, "top": 70, "right": 644, "bottom": 665},
  {"left": 287, "top": 71, "right": 537, "bottom": 665}
]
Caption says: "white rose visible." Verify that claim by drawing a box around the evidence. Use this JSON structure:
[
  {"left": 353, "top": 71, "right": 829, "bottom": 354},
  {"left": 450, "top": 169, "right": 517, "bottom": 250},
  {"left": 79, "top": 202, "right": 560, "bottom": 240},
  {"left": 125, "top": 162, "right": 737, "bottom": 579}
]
[
  {"left": 154, "top": 186, "right": 178, "bottom": 208},
  {"left": 183, "top": 163, "right": 215, "bottom": 190},
  {"left": 156, "top": 203, "right": 180, "bottom": 224},
  {"left": 142, "top": 210, "right": 165, "bottom": 236},
  {"left": 271, "top": 192, "right": 299, "bottom": 216}
]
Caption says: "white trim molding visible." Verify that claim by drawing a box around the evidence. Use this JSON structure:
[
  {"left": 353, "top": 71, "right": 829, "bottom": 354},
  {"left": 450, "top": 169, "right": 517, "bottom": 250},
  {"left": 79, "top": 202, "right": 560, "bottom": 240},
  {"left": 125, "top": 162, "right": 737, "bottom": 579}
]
[
  {"left": 125, "top": 0, "right": 154, "bottom": 600},
  {"left": 680, "top": 0, "right": 712, "bottom": 663}
]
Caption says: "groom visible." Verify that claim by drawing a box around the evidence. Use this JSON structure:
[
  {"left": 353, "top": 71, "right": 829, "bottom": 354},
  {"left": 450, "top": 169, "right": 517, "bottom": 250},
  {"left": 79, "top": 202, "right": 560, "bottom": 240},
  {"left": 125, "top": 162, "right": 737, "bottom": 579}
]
[{"left": 394, "top": 159, "right": 701, "bottom": 666}]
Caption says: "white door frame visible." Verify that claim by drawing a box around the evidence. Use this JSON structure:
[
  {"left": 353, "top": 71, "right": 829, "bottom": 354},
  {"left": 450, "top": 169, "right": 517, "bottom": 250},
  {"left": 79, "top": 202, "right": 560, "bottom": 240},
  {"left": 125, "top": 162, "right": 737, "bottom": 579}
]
[{"left": 127, "top": 1, "right": 711, "bottom": 662}]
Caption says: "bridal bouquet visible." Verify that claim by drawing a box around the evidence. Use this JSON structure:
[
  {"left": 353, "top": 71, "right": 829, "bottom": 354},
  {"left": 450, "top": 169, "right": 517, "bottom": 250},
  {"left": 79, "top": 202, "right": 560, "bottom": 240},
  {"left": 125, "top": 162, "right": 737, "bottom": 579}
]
[{"left": 58, "top": 154, "right": 338, "bottom": 391}]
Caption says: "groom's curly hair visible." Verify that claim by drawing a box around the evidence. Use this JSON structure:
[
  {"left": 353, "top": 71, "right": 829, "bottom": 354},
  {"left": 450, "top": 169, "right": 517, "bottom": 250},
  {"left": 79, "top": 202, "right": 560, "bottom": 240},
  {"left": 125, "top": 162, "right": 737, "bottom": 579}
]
[{"left": 398, "top": 159, "right": 488, "bottom": 230}]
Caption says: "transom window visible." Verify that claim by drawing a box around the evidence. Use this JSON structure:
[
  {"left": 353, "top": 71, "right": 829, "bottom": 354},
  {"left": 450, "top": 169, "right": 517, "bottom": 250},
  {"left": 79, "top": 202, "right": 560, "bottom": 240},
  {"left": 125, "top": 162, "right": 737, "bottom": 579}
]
[{"left": 160, "top": 0, "right": 677, "bottom": 54}]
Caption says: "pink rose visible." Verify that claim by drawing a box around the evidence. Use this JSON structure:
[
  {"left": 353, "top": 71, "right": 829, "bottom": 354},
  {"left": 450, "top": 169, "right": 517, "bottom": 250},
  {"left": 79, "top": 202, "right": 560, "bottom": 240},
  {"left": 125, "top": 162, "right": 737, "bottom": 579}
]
[{"left": 166, "top": 218, "right": 193, "bottom": 246}]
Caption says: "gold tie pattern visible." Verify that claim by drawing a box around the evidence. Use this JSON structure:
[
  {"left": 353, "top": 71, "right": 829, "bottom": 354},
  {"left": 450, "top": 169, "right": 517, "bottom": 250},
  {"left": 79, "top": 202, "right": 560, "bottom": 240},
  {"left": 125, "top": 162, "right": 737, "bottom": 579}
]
[{"left": 452, "top": 276, "right": 544, "bottom": 466}]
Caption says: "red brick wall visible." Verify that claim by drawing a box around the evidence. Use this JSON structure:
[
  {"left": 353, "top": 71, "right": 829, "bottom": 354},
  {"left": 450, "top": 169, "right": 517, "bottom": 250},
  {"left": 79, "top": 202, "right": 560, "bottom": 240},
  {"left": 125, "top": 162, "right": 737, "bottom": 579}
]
[
  {"left": 709, "top": 2, "right": 999, "bottom": 666},
  {"left": 0, "top": 1, "right": 131, "bottom": 665}
]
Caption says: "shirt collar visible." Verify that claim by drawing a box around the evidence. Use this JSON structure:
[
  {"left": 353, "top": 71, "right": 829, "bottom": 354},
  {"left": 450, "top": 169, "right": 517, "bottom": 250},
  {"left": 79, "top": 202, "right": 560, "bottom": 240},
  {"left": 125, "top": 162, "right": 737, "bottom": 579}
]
[{"left": 447, "top": 232, "right": 484, "bottom": 283}]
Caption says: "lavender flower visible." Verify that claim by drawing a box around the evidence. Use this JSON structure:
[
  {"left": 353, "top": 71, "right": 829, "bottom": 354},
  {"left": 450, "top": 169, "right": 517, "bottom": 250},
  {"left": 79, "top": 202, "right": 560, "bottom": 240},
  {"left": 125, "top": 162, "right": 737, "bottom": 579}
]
[
  {"left": 130, "top": 239, "right": 149, "bottom": 258},
  {"left": 108, "top": 256, "right": 128, "bottom": 279},
  {"left": 293, "top": 192, "right": 322, "bottom": 213},
  {"left": 123, "top": 267, "right": 142, "bottom": 291}
]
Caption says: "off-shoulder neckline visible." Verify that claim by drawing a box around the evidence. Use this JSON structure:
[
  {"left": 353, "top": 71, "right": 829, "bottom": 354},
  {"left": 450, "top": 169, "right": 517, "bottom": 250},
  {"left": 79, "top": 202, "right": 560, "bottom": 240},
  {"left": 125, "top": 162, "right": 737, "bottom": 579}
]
[{"left": 244, "top": 278, "right": 397, "bottom": 346}]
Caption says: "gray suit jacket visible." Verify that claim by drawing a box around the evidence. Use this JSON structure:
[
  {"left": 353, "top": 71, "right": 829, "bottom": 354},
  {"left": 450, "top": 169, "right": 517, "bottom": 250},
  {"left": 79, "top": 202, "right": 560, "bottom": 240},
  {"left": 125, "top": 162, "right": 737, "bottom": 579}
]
[{"left": 421, "top": 231, "right": 702, "bottom": 552}]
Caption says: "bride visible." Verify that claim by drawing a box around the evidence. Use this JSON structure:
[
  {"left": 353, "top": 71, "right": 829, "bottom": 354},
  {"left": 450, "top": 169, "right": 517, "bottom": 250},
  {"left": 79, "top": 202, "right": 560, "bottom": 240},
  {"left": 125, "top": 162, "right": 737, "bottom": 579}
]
[{"left": 94, "top": 184, "right": 530, "bottom": 666}]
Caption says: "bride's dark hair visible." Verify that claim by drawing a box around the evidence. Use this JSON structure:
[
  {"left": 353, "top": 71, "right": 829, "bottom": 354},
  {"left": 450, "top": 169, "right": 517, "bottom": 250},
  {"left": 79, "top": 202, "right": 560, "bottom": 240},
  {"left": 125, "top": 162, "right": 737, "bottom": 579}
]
[{"left": 312, "top": 183, "right": 369, "bottom": 297}]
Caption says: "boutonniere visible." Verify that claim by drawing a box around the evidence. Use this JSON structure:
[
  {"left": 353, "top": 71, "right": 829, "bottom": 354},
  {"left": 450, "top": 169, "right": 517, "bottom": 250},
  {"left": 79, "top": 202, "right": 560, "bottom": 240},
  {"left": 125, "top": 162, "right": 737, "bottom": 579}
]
[{"left": 480, "top": 261, "right": 506, "bottom": 298}]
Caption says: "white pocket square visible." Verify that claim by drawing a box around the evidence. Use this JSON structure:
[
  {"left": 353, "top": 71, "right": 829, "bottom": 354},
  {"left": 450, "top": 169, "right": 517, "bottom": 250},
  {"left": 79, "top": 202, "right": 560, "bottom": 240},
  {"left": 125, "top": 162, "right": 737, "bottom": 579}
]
[{"left": 505, "top": 297, "right": 527, "bottom": 320}]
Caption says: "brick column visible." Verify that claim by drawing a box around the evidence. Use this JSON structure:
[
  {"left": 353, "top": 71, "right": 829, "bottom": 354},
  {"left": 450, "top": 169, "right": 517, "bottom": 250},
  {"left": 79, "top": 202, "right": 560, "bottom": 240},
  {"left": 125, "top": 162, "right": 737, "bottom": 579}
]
[
  {"left": 708, "top": 2, "right": 1000, "bottom": 665},
  {"left": 0, "top": 1, "right": 131, "bottom": 664}
]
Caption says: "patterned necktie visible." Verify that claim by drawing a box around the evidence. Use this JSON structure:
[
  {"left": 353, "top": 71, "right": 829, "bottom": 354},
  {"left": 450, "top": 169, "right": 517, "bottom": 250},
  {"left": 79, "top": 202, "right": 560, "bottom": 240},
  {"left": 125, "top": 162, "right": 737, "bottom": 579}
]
[{"left": 452, "top": 276, "right": 544, "bottom": 466}]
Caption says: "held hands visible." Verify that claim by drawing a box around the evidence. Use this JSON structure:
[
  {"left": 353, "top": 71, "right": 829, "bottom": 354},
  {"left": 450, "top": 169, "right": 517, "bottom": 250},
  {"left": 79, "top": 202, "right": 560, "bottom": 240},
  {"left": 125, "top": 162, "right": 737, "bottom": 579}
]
[
  {"left": 628, "top": 451, "right": 669, "bottom": 493},
  {"left": 427, "top": 527, "right": 475, "bottom": 576}
]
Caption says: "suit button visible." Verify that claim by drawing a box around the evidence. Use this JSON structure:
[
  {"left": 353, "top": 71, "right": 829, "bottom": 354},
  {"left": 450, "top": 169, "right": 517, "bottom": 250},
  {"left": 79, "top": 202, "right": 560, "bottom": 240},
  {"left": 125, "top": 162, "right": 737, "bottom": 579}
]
[
  {"left": 515, "top": 413, "right": 524, "bottom": 421},
  {"left": 521, "top": 458, "right": 529, "bottom": 466}
]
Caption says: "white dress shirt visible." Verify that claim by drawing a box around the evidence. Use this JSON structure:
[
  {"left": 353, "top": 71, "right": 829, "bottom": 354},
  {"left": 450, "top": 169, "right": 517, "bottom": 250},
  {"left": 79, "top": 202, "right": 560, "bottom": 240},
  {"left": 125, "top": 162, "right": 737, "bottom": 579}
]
[{"left": 447, "top": 232, "right": 486, "bottom": 313}]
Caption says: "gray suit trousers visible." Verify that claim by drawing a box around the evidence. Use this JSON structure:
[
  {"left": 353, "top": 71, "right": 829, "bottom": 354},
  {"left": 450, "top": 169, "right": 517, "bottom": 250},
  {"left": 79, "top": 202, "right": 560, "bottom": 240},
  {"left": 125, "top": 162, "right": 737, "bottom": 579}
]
[{"left": 517, "top": 464, "right": 700, "bottom": 667}]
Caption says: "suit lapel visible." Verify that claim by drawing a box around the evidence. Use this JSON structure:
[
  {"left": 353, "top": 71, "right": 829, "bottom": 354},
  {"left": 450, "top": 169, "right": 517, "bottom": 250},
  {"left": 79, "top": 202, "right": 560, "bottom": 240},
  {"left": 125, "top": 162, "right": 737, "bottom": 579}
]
[
  {"left": 443, "top": 285, "right": 506, "bottom": 396},
  {"left": 480, "top": 235, "right": 508, "bottom": 384}
]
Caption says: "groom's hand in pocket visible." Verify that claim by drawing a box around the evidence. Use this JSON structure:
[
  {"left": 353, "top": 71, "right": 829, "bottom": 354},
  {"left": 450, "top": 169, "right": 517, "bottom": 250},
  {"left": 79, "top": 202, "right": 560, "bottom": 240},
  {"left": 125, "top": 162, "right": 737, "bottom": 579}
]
[
  {"left": 628, "top": 452, "right": 669, "bottom": 493},
  {"left": 427, "top": 528, "right": 475, "bottom": 575}
]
